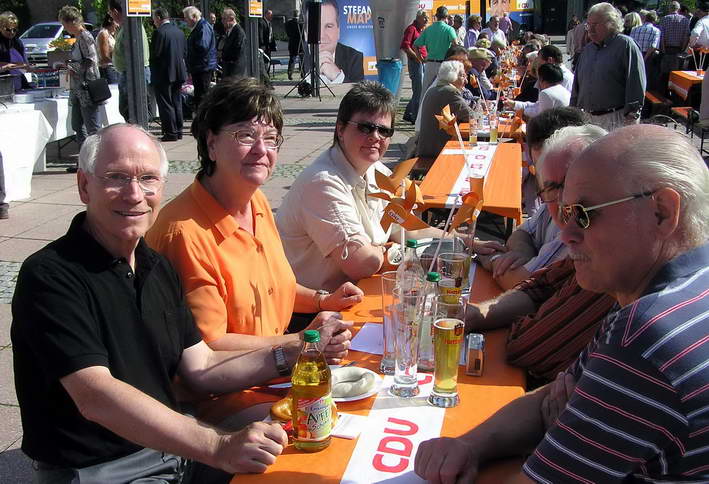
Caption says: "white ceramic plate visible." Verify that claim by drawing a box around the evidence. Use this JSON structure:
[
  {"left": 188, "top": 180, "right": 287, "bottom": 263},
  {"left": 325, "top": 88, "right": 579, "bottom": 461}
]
[{"left": 332, "top": 368, "right": 383, "bottom": 403}]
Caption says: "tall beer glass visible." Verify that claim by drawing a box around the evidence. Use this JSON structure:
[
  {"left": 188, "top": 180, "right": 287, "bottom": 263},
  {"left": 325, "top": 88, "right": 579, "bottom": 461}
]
[
  {"left": 390, "top": 287, "right": 422, "bottom": 398},
  {"left": 380, "top": 271, "right": 398, "bottom": 375},
  {"left": 429, "top": 317, "right": 465, "bottom": 407}
]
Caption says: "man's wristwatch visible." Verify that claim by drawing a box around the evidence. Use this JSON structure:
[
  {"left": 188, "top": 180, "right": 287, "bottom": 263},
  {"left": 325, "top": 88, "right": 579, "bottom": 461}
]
[
  {"left": 314, "top": 289, "right": 329, "bottom": 312},
  {"left": 271, "top": 345, "right": 290, "bottom": 376}
]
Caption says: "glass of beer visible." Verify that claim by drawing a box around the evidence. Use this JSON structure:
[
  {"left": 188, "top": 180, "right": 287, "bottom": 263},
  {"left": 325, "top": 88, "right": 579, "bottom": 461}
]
[
  {"left": 468, "top": 119, "right": 478, "bottom": 147},
  {"left": 437, "top": 252, "right": 470, "bottom": 303},
  {"left": 489, "top": 115, "right": 499, "bottom": 144},
  {"left": 429, "top": 317, "right": 465, "bottom": 408}
]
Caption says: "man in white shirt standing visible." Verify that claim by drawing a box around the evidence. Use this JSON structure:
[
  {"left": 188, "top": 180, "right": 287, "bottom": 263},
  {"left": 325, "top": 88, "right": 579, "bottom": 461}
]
[
  {"left": 506, "top": 64, "right": 570, "bottom": 119},
  {"left": 482, "top": 16, "right": 507, "bottom": 46}
]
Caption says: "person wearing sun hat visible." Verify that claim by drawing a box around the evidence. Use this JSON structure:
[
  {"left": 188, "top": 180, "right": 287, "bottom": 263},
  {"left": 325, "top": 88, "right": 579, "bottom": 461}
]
[{"left": 467, "top": 47, "right": 496, "bottom": 100}]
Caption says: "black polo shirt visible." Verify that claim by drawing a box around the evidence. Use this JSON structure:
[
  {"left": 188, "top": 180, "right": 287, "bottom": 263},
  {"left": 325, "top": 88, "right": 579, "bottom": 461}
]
[{"left": 11, "top": 212, "right": 202, "bottom": 468}]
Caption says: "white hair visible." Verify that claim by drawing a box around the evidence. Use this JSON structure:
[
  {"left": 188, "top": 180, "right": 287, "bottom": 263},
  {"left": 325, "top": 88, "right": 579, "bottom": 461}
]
[
  {"left": 588, "top": 2, "right": 624, "bottom": 34},
  {"left": 669, "top": 1, "right": 680, "bottom": 12},
  {"left": 79, "top": 124, "right": 169, "bottom": 177},
  {"left": 538, "top": 124, "right": 608, "bottom": 175},
  {"left": 183, "top": 6, "right": 201, "bottom": 21},
  {"left": 436, "top": 60, "right": 464, "bottom": 85},
  {"left": 612, "top": 128, "right": 709, "bottom": 250}
]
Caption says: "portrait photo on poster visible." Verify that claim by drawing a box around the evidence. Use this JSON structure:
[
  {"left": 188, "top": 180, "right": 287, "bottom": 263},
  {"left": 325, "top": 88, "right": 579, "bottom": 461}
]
[
  {"left": 489, "top": 0, "right": 511, "bottom": 17},
  {"left": 303, "top": 0, "right": 374, "bottom": 84}
]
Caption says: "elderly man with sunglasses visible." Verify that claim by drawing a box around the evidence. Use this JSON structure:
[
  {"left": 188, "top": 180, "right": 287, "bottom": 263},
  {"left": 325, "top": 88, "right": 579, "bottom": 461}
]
[
  {"left": 468, "top": 124, "right": 616, "bottom": 383},
  {"left": 11, "top": 124, "right": 316, "bottom": 482},
  {"left": 476, "top": 109, "right": 588, "bottom": 291},
  {"left": 415, "top": 124, "right": 709, "bottom": 483}
]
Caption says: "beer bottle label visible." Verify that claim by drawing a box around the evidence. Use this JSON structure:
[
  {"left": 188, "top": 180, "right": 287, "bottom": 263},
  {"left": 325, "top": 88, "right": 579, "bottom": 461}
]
[{"left": 294, "top": 394, "right": 333, "bottom": 442}]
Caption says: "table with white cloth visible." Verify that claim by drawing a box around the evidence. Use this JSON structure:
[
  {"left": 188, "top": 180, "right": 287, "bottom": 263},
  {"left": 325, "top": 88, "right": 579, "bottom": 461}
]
[
  {"left": 0, "top": 85, "right": 123, "bottom": 201},
  {"left": 0, "top": 110, "right": 52, "bottom": 201}
]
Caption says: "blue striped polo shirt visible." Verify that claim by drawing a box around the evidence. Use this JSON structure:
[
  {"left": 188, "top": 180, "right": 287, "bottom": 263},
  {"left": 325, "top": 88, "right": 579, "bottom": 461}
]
[{"left": 524, "top": 242, "right": 709, "bottom": 482}]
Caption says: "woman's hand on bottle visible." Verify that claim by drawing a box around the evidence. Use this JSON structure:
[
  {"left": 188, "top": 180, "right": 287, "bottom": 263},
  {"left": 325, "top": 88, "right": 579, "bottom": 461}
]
[{"left": 305, "top": 316, "right": 353, "bottom": 364}]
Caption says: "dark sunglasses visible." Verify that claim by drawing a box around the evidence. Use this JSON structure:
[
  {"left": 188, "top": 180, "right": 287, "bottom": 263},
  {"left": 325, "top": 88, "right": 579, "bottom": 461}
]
[
  {"left": 346, "top": 121, "right": 395, "bottom": 138},
  {"left": 3, "top": 27, "right": 17, "bottom": 33},
  {"left": 558, "top": 191, "right": 654, "bottom": 229},
  {"left": 536, "top": 181, "right": 564, "bottom": 204}
]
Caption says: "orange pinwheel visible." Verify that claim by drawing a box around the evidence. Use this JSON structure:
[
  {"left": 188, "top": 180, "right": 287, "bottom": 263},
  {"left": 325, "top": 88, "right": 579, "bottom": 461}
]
[
  {"left": 372, "top": 157, "right": 418, "bottom": 194},
  {"left": 368, "top": 178, "right": 431, "bottom": 231},
  {"left": 435, "top": 104, "right": 457, "bottom": 132},
  {"left": 450, "top": 188, "right": 484, "bottom": 231}
]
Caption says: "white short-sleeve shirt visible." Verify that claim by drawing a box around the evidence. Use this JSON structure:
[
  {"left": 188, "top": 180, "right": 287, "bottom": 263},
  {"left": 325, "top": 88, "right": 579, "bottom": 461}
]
[{"left": 276, "top": 145, "right": 393, "bottom": 291}]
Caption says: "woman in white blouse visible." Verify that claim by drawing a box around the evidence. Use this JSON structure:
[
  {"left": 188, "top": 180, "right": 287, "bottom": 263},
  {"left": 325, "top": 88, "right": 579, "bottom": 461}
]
[{"left": 276, "top": 81, "right": 502, "bottom": 292}]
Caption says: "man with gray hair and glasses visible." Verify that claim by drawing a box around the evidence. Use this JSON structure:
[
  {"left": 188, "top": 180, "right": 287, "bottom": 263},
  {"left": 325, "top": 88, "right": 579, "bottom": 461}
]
[
  {"left": 571, "top": 2, "right": 646, "bottom": 131},
  {"left": 12, "top": 124, "right": 298, "bottom": 482},
  {"left": 415, "top": 123, "right": 709, "bottom": 483}
]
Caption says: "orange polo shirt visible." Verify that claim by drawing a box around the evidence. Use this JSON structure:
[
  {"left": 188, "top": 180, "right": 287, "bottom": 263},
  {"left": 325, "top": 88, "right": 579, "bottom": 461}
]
[{"left": 146, "top": 179, "right": 296, "bottom": 341}]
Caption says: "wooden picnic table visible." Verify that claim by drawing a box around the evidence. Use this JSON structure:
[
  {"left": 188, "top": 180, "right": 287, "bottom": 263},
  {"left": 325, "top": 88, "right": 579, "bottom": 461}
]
[
  {"left": 668, "top": 70, "right": 704, "bottom": 105},
  {"left": 203, "top": 269, "right": 526, "bottom": 484},
  {"left": 418, "top": 141, "right": 523, "bottom": 225}
]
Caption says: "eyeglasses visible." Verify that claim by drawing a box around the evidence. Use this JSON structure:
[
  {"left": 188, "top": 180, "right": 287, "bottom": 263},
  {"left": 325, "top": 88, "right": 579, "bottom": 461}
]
[
  {"left": 94, "top": 172, "right": 165, "bottom": 195},
  {"left": 558, "top": 191, "right": 654, "bottom": 229},
  {"left": 2, "top": 27, "right": 17, "bottom": 33},
  {"left": 346, "top": 121, "right": 395, "bottom": 138},
  {"left": 223, "top": 129, "right": 283, "bottom": 150},
  {"left": 537, "top": 181, "right": 564, "bottom": 204}
]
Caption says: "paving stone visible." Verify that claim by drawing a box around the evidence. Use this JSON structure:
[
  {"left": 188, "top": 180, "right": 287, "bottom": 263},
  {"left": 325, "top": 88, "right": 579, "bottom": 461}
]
[
  {"left": 0, "top": 346, "right": 17, "bottom": 405},
  {"left": 0, "top": 304, "right": 10, "bottom": 347}
]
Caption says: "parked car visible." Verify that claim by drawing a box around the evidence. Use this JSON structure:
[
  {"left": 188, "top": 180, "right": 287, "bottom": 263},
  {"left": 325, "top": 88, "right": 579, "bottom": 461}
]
[{"left": 19, "top": 21, "right": 94, "bottom": 65}]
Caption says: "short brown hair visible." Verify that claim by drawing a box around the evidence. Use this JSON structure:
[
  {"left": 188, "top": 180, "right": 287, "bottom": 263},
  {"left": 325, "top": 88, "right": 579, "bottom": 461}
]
[
  {"left": 334, "top": 81, "right": 395, "bottom": 146},
  {"left": 58, "top": 5, "right": 83, "bottom": 25},
  {"left": 192, "top": 77, "right": 283, "bottom": 178}
]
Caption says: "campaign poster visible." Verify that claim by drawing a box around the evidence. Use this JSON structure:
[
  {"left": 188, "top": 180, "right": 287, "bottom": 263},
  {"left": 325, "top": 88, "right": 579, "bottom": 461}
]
[
  {"left": 305, "top": 0, "right": 377, "bottom": 84},
  {"left": 467, "top": 0, "right": 533, "bottom": 28}
]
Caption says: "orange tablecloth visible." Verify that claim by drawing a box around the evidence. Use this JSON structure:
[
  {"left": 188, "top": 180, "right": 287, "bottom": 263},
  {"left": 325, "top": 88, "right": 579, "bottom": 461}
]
[
  {"left": 228, "top": 270, "right": 526, "bottom": 483},
  {"left": 668, "top": 70, "right": 704, "bottom": 101},
  {"left": 418, "top": 141, "right": 523, "bottom": 224}
]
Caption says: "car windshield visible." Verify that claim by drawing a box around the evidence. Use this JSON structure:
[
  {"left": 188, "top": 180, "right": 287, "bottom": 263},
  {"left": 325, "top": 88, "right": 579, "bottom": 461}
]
[{"left": 21, "top": 24, "right": 62, "bottom": 39}]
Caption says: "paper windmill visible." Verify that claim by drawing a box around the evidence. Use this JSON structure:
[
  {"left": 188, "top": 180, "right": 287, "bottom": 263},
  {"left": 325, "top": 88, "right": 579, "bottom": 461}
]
[
  {"left": 450, "top": 182, "right": 484, "bottom": 231},
  {"left": 435, "top": 104, "right": 457, "bottom": 132},
  {"left": 368, "top": 177, "right": 431, "bottom": 232},
  {"left": 372, "top": 157, "right": 418, "bottom": 194}
]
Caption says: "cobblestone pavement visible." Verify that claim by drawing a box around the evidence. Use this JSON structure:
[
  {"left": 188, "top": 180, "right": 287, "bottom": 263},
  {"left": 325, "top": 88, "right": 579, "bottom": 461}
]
[{"left": 0, "top": 262, "right": 20, "bottom": 305}]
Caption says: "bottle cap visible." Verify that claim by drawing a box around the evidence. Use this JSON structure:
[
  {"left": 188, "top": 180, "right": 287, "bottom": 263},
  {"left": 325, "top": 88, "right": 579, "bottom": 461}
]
[
  {"left": 405, "top": 239, "right": 418, "bottom": 248},
  {"left": 303, "top": 330, "right": 320, "bottom": 343},
  {"left": 426, "top": 271, "right": 441, "bottom": 282}
]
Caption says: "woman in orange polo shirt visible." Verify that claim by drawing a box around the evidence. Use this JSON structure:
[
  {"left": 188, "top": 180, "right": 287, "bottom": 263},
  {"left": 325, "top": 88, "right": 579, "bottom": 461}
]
[{"left": 147, "top": 77, "right": 361, "bottom": 361}]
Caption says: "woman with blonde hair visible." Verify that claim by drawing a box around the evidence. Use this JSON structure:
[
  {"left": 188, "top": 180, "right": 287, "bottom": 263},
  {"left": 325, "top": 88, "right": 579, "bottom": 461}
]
[
  {"left": 58, "top": 5, "right": 101, "bottom": 172},
  {"left": 623, "top": 11, "right": 641, "bottom": 35}
]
